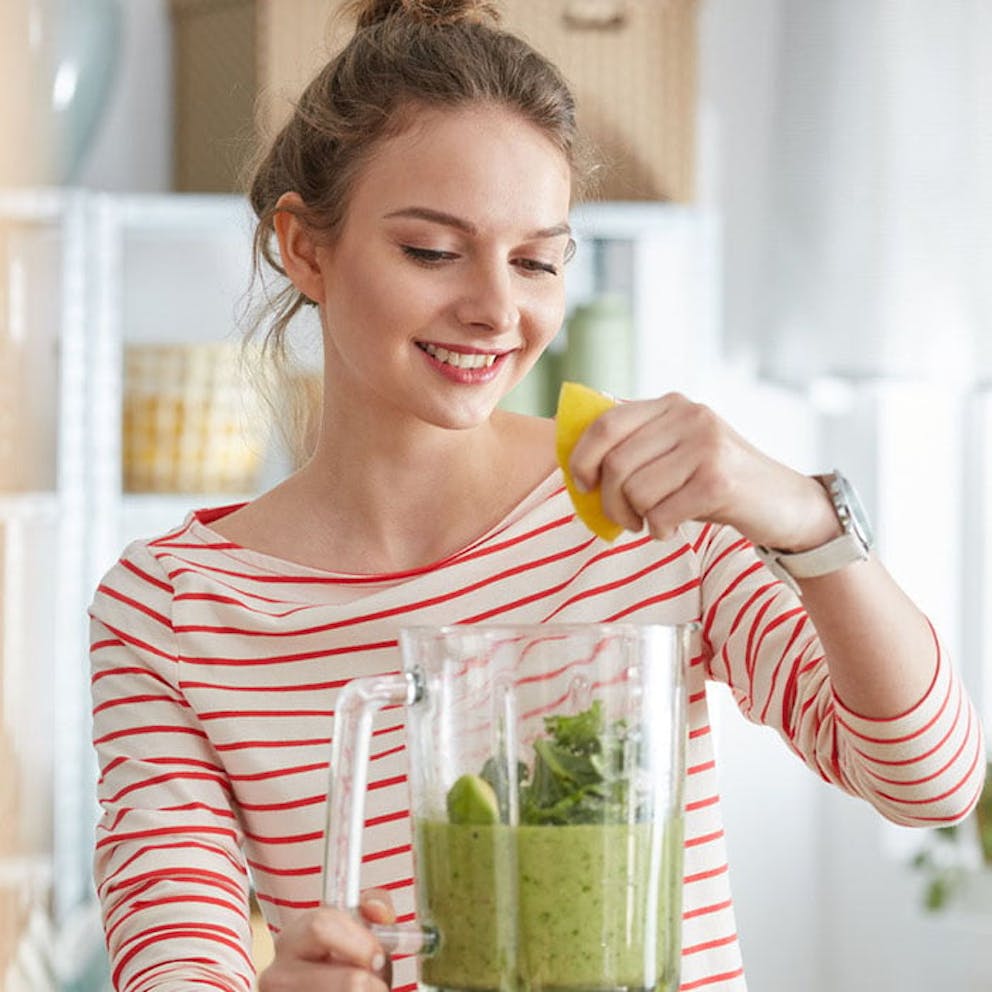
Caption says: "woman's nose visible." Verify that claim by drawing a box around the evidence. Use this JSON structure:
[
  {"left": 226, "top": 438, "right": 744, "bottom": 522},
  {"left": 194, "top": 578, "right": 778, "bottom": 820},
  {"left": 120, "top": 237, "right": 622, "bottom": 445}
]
[{"left": 454, "top": 261, "right": 519, "bottom": 333}]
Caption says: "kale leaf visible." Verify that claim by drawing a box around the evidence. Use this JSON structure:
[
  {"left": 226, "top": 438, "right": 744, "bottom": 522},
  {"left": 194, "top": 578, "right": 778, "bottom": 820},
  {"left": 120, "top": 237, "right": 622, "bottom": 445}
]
[{"left": 519, "top": 700, "right": 636, "bottom": 826}]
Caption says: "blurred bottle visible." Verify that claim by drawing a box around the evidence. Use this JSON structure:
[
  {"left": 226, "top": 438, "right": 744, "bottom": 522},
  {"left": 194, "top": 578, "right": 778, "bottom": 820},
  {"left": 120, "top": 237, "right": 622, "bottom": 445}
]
[
  {"left": 562, "top": 294, "right": 633, "bottom": 398},
  {"left": 500, "top": 348, "right": 561, "bottom": 417}
]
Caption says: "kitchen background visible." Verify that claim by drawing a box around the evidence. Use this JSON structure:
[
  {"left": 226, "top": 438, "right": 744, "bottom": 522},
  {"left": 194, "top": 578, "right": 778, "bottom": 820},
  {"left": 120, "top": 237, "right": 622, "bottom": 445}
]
[{"left": 1, "top": 0, "right": 991, "bottom": 990}]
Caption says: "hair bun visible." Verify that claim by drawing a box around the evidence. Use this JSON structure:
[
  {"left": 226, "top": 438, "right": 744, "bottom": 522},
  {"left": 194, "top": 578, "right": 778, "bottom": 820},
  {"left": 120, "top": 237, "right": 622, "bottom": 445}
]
[{"left": 347, "top": 0, "right": 501, "bottom": 30}]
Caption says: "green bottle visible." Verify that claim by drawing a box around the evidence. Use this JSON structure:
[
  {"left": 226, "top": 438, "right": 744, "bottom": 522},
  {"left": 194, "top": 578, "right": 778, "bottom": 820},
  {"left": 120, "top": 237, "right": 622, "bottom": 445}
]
[{"left": 562, "top": 294, "right": 634, "bottom": 399}]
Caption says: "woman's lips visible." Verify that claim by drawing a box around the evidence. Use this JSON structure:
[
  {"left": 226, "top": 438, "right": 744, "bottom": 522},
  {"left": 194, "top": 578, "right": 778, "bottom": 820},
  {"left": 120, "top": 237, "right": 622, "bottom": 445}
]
[{"left": 416, "top": 341, "right": 511, "bottom": 383}]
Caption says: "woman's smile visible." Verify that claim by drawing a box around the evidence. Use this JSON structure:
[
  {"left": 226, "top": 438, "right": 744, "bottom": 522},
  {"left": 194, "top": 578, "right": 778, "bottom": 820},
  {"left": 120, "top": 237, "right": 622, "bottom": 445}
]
[{"left": 416, "top": 340, "right": 512, "bottom": 382}]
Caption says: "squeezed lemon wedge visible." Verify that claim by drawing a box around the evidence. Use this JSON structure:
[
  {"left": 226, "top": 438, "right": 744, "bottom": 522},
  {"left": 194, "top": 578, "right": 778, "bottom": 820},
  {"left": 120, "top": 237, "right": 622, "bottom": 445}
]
[{"left": 554, "top": 381, "right": 623, "bottom": 542}]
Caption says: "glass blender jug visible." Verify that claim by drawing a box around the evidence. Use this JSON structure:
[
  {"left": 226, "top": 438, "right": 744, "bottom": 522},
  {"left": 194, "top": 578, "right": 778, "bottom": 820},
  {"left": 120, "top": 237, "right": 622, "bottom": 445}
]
[{"left": 324, "top": 622, "right": 692, "bottom": 992}]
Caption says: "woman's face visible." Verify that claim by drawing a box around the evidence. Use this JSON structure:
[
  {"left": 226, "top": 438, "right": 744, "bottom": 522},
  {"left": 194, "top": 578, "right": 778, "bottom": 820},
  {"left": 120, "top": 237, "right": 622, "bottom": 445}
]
[{"left": 313, "top": 102, "right": 573, "bottom": 432}]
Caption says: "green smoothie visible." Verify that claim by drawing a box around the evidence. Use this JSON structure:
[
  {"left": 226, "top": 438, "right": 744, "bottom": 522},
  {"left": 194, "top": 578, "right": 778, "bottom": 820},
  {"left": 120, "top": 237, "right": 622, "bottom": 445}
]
[{"left": 415, "top": 817, "right": 683, "bottom": 992}]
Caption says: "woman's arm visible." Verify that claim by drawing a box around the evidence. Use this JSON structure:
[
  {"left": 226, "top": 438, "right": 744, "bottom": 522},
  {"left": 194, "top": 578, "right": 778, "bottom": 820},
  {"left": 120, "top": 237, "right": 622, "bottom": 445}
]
[
  {"left": 568, "top": 393, "right": 986, "bottom": 821},
  {"left": 90, "top": 548, "right": 256, "bottom": 991}
]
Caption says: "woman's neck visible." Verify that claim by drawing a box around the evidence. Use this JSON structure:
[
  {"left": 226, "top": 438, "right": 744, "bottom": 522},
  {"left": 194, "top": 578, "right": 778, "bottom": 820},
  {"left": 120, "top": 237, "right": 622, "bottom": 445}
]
[{"left": 217, "top": 409, "right": 556, "bottom": 576}]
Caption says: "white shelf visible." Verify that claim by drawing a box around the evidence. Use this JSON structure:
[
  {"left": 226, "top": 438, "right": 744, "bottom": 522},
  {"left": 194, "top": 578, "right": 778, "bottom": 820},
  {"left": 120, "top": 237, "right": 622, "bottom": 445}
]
[
  {"left": 0, "top": 854, "right": 54, "bottom": 891},
  {"left": 0, "top": 493, "right": 60, "bottom": 519}
]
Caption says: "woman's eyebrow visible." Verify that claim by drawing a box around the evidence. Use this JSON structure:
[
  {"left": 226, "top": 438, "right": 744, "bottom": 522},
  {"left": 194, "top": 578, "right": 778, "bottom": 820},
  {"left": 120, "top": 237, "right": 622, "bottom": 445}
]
[{"left": 382, "top": 206, "right": 571, "bottom": 240}]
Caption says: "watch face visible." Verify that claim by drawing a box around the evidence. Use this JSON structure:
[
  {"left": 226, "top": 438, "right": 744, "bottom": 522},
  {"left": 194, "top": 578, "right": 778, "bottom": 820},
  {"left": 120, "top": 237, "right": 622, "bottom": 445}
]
[{"left": 833, "top": 473, "right": 874, "bottom": 549}]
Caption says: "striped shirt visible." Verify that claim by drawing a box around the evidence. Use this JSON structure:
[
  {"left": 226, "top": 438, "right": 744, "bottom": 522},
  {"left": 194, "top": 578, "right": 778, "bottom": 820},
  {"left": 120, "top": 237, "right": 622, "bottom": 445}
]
[{"left": 89, "top": 472, "right": 985, "bottom": 992}]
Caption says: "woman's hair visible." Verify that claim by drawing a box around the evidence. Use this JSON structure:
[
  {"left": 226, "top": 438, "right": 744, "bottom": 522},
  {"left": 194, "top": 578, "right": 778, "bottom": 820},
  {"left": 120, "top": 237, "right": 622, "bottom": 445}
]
[{"left": 242, "top": 0, "right": 589, "bottom": 461}]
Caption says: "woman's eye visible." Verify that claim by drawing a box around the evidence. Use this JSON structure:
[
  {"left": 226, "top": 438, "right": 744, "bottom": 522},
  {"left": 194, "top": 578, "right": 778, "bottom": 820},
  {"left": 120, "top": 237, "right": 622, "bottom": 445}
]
[
  {"left": 515, "top": 258, "right": 559, "bottom": 276},
  {"left": 402, "top": 246, "right": 458, "bottom": 264}
]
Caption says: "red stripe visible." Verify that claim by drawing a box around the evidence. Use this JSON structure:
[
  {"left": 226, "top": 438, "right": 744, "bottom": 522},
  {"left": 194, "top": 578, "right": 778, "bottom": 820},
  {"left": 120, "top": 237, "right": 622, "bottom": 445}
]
[
  {"left": 682, "top": 898, "right": 733, "bottom": 921},
  {"left": 604, "top": 579, "right": 700, "bottom": 621},
  {"left": 255, "top": 892, "right": 321, "bottom": 910},
  {"left": 175, "top": 588, "right": 315, "bottom": 611},
  {"left": 214, "top": 736, "right": 331, "bottom": 751},
  {"left": 97, "top": 583, "right": 173, "bottom": 630},
  {"left": 90, "top": 638, "right": 123, "bottom": 654},
  {"left": 107, "top": 770, "right": 233, "bottom": 805},
  {"left": 685, "top": 829, "right": 724, "bottom": 849},
  {"left": 96, "top": 823, "right": 239, "bottom": 850},
  {"left": 237, "top": 793, "right": 325, "bottom": 814},
  {"left": 179, "top": 676, "right": 353, "bottom": 693},
  {"left": 199, "top": 709, "right": 334, "bottom": 721},
  {"left": 94, "top": 692, "right": 190, "bottom": 715},
  {"left": 365, "top": 809, "right": 410, "bottom": 828},
  {"left": 684, "top": 863, "right": 729, "bottom": 885},
  {"left": 121, "top": 555, "right": 173, "bottom": 593},
  {"left": 680, "top": 967, "right": 746, "bottom": 990},
  {"left": 94, "top": 724, "right": 209, "bottom": 746},
  {"left": 182, "top": 640, "right": 396, "bottom": 668},
  {"left": 362, "top": 843, "right": 411, "bottom": 864},
  {"left": 682, "top": 932, "right": 738, "bottom": 956},
  {"left": 92, "top": 665, "right": 176, "bottom": 693},
  {"left": 246, "top": 858, "right": 320, "bottom": 878}
]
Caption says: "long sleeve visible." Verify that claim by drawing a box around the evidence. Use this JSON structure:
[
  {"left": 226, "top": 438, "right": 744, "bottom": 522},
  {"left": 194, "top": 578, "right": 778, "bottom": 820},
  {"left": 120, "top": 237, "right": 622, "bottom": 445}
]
[
  {"left": 693, "top": 521, "right": 986, "bottom": 826},
  {"left": 90, "top": 544, "right": 255, "bottom": 992}
]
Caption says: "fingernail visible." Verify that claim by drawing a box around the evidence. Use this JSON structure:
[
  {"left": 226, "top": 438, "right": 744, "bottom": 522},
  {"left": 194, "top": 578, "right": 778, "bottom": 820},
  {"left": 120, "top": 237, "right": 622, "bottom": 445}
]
[
  {"left": 363, "top": 895, "right": 389, "bottom": 916},
  {"left": 371, "top": 951, "right": 385, "bottom": 973},
  {"left": 572, "top": 475, "right": 589, "bottom": 494}
]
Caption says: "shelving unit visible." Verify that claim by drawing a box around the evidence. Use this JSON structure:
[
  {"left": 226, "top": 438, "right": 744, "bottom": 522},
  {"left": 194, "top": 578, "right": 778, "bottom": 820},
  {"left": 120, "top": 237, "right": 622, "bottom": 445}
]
[{"left": 0, "top": 188, "right": 90, "bottom": 964}]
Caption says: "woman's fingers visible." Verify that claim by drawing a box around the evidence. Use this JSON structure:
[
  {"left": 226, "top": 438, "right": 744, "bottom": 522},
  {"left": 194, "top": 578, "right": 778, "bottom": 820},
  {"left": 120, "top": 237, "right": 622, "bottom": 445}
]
[
  {"left": 258, "top": 907, "right": 392, "bottom": 992},
  {"left": 567, "top": 395, "right": 675, "bottom": 495},
  {"left": 571, "top": 394, "right": 715, "bottom": 536},
  {"left": 359, "top": 888, "right": 397, "bottom": 927},
  {"left": 275, "top": 907, "right": 385, "bottom": 970}
]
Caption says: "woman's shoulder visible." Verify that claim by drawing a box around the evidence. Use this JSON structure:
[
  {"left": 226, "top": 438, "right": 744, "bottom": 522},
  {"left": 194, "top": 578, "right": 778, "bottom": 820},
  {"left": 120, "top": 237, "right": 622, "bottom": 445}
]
[{"left": 91, "top": 504, "right": 244, "bottom": 607}]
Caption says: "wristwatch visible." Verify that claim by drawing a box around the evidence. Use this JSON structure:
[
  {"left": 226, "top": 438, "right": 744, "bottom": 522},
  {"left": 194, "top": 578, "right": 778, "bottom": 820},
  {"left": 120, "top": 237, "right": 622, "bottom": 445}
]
[{"left": 754, "top": 470, "right": 874, "bottom": 595}]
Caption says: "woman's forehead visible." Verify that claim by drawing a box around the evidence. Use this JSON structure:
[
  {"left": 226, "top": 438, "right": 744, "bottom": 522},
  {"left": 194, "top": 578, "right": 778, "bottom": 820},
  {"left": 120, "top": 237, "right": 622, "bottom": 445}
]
[{"left": 347, "top": 104, "right": 572, "bottom": 224}]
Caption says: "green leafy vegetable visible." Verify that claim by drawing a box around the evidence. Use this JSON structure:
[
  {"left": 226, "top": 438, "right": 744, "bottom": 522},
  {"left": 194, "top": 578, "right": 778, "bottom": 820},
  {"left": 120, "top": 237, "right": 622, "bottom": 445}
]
[{"left": 446, "top": 700, "right": 641, "bottom": 827}]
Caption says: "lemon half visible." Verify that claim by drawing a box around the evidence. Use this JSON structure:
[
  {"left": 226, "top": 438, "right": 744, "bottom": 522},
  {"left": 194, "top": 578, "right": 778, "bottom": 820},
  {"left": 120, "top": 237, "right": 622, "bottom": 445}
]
[{"left": 554, "top": 381, "right": 623, "bottom": 542}]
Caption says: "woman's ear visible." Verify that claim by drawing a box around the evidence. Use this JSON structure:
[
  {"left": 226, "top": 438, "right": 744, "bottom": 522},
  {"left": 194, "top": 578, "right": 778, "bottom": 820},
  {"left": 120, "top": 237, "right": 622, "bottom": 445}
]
[{"left": 273, "top": 192, "right": 326, "bottom": 305}]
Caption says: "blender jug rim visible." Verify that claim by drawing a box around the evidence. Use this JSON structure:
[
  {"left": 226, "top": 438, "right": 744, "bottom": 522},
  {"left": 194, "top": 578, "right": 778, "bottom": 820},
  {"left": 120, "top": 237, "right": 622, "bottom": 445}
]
[{"left": 399, "top": 620, "right": 702, "bottom": 637}]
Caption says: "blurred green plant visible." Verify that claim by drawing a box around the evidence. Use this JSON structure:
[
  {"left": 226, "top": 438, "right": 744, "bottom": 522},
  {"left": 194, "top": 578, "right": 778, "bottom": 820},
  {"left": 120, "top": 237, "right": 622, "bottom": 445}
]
[{"left": 911, "top": 760, "right": 992, "bottom": 911}]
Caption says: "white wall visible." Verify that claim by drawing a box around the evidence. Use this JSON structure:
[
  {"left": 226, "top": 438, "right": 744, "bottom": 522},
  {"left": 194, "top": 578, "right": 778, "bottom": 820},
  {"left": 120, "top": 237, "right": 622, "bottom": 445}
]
[{"left": 699, "top": 3, "right": 992, "bottom": 991}]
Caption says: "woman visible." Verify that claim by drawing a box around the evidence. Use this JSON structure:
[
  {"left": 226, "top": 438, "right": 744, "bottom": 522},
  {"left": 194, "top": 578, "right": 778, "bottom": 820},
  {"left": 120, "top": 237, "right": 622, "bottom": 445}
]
[{"left": 89, "top": 1, "right": 985, "bottom": 990}]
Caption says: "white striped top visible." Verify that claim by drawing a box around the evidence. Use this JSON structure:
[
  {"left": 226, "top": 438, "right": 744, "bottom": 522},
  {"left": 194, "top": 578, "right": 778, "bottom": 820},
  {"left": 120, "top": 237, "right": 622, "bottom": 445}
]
[{"left": 89, "top": 472, "right": 985, "bottom": 992}]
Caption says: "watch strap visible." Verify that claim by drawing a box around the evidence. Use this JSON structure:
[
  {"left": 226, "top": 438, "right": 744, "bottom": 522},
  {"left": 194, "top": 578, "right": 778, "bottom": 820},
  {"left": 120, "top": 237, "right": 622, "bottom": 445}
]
[{"left": 757, "top": 531, "right": 869, "bottom": 582}]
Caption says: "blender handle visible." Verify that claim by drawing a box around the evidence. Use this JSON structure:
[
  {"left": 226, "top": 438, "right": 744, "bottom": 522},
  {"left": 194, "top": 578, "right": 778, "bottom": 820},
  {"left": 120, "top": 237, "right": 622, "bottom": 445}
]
[{"left": 322, "top": 670, "right": 438, "bottom": 956}]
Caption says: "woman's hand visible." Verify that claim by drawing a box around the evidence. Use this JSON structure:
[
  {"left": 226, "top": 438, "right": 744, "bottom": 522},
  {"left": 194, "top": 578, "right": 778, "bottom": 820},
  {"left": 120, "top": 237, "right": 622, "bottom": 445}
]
[
  {"left": 258, "top": 890, "right": 396, "bottom": 992},
  {"left": 567, "top": 392, "right": 840, "bottom": 551}
]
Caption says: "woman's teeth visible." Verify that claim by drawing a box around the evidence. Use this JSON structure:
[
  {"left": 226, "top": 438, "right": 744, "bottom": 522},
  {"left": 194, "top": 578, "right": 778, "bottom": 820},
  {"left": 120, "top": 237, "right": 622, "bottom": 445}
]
[{"left": 421, "top": 343, "right": 497, "bottom": 369}]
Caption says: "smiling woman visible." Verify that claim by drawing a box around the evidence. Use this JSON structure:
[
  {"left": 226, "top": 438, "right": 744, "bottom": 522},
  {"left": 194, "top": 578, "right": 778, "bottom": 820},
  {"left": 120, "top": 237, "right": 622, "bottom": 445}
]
[{"left": 85, "top": 2, "right": 986, "bottom": 992}]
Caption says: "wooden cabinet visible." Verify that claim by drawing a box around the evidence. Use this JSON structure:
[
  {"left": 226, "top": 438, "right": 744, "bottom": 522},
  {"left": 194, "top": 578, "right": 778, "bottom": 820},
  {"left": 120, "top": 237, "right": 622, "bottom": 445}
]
[{"left": 255, "top": 0, "right": 699, "bottom": 201}]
